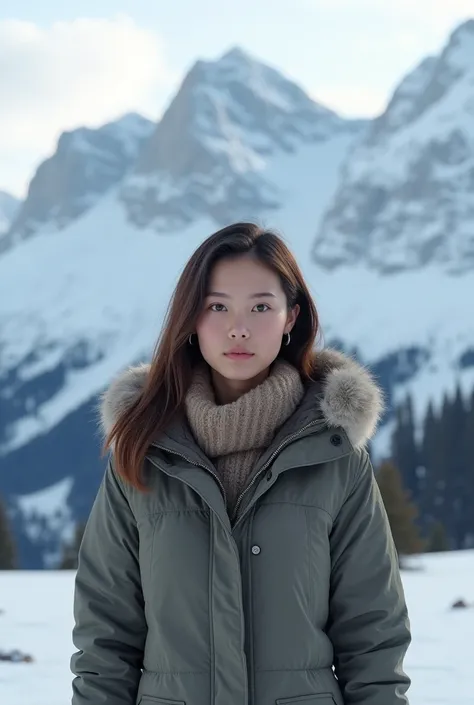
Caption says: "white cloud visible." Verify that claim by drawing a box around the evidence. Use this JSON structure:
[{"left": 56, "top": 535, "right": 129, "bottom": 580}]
[
  {"left": 392, "top": 0, "right": 472, "bottom": 24},
  {"left": 296, "top": 1, "right": 472, "bottom": 118},
  {"left": 302, "top": 0, "right": 472, "bottom": 29},
  {"left": 0, "top": 16, "right": 176, "bottom": 195}
]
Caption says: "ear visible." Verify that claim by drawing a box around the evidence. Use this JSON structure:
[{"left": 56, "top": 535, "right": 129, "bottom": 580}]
[{"left": 285, "top": 303, "right": 300, "bottom": 333}]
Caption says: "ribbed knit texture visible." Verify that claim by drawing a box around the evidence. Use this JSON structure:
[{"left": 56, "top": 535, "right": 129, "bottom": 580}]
[{"left": 184, "top": 359, "right": 305, "bottom": 515}]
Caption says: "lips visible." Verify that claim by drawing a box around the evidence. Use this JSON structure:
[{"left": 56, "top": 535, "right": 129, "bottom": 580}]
[{"left": 224, "top": 350, "right": 254, "bottom": 359}]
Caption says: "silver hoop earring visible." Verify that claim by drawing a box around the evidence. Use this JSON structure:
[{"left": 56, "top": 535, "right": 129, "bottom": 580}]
[
  {"left": 284, "top": 332, "right": 291, "bottom": 346},
  {"left": 188, "top": 334, "right": 194, "bottom": 346}
]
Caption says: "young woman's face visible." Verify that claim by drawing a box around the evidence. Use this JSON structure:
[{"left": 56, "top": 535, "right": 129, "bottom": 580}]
[{"left": 195, "top": 255, "right": 299, "bottom": 386}]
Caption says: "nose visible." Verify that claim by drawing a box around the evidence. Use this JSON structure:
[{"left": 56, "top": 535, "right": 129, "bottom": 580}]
[{"left": 228, "top": 320, "right": 250, "bottom": 339}]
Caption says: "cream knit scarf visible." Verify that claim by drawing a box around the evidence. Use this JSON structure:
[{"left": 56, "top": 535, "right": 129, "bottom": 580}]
[{"left": 184, "top": 359, "right": 305, "bottom": 515}]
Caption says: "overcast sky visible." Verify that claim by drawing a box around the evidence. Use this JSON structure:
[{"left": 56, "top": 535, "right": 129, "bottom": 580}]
[{"left": 1, "top": 0, "right": 471, "bottom": 196}]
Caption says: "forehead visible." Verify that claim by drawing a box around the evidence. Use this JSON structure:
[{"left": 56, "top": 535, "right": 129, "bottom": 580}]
[{"left": 208, "top": 256, "right": 283, "bottom": 292}]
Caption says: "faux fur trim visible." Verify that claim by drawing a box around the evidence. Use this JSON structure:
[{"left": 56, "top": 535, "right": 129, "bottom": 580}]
[
  {"left": 312, "top": 349, "right": 384, "bottom": 447},
  {"left": 99, "top": 349, "right": 384, "bottom": 449}
]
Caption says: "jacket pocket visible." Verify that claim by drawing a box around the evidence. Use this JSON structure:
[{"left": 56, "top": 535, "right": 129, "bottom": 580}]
[
  {"left": 139, "top": 697, "right": 186, "bottom": 705},
  {"left": 276, "top": 694, "right": 335, "bottom": 705}
]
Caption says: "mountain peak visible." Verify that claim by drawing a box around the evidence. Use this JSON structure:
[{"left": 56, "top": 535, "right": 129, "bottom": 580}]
[
  {"left": 311, "top": 21, "right": 474, "bottom": 275},
  {"left": 181, "top": 45, "right": 339, "bottom": 118},
  {"left": 121, "top": 47, "right": 352, "bottom": 232},
  {"left": 1, "top": 113, "right": 154, "bottom": 251},
  {"left": 443, "top": 17, "right": 474, "bottom": 72},
  {"left": 450, "top": 18, "right": 474, "bottom": 40},
  {"left": 218, "top": 46, "right": 252, "bottom": 64}
]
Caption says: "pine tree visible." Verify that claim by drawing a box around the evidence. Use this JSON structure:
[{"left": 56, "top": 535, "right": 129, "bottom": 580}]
[
  {"left": 464, "top": 388, "right": 474, "bottom": 547},
  {"left": 426, "top": 521, "right": 450, "bottom": 552},
  {"left": 440, "top": 386, "right": 468, "bottom": 547},
  {"left": 0, "top": 495, "right": 16, "bottom": 570},
  {"left": 391, "top": 394, "right": 420, "bottom": 501},
  {"left": 420, "top": 401, "right": 445, "bottom": 528},
  {"left": 59, "top": 521, "right": 86, "bottom": 570},
  {"left": 376, "top": 460, "right": 425, "bottom": 557}
]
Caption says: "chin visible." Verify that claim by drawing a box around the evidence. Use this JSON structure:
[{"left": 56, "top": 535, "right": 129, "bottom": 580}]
[
  {"left": 216, "top": 358, "right": 270, "bottom": 381},
  {"left": 222, "top": 369, "right": 258, "bottom": 381}
]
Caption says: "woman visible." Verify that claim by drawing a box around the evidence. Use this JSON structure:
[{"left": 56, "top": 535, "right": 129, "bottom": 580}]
[{"left": 71, "top": 222, "right": 411, "bottom": 705}]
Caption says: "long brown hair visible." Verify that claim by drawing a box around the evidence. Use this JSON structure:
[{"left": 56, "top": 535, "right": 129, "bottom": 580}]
[{"left": 104, "top": 222, "right": 321, "bottom": 489}]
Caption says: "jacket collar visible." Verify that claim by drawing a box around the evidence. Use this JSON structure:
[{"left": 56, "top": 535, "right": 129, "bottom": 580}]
[{"left": 99, "top": 348, "right": 384, "bottom": 458}]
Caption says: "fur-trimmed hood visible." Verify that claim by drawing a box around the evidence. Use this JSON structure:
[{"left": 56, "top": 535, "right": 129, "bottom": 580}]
[{"left": 99, "top": 349, "right": 383, "bottom": 449}]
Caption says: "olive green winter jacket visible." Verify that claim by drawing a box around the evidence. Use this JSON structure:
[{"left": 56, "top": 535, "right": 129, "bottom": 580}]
[{"left": 71, "top": 349, "right": 411, "bottom": 705}]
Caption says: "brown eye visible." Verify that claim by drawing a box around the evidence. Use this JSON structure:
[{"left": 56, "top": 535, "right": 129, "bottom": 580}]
[
  {"left": 210, "top": 303, "right": 226, "bottom": 312},
  {"left": 253, "top": 304, "right": 270, "bottom": 312}
]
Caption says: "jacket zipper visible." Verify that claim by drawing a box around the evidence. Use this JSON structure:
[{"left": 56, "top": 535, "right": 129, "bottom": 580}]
[
  {"left": 151, "top": 417, "right": 322, "bottom": 525},
  {"left": 150, "top": 443, "right": 228, "bottom": 509},
  {"left": 231, "top": 419, "right": 322, "bottom": 526}
]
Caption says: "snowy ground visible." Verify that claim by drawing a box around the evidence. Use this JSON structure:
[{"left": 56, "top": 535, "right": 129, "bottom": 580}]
[{"left": 0, "top": 550, "right": 473, "bottom": 704}]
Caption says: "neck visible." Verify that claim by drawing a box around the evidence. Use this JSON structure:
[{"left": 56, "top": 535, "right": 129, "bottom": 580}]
[{"left": 211, "top": 366, "right": 271, "bottom": 404}]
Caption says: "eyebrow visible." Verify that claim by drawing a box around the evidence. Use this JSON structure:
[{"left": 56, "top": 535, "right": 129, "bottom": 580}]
[{"left": 206, "top": 291, "right": 277, "bottom": 299}]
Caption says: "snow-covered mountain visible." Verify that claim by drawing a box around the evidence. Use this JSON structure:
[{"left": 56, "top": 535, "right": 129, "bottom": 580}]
[
  {"left": 0, "top": 29, "right": 473, "bottom": 568},
  {"left": 312, "top": 20, "right": 474, "bottom": 274},
  {"left": 1, "top": 113, "right": 154, "bottom": 253},
  {"left": 0, "top": 191, "right": 20, "bottom": 235},
  {"left": 120, "top": 47, "right": 363, "bottom": 231}
]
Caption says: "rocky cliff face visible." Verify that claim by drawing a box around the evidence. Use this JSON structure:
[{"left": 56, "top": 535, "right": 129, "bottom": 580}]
[
  {"left": 2, "top": 113, "right": 154, "bottom": 252},
  {"left": 312, "top": 20, "right": 474, "bottom": 275}
]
